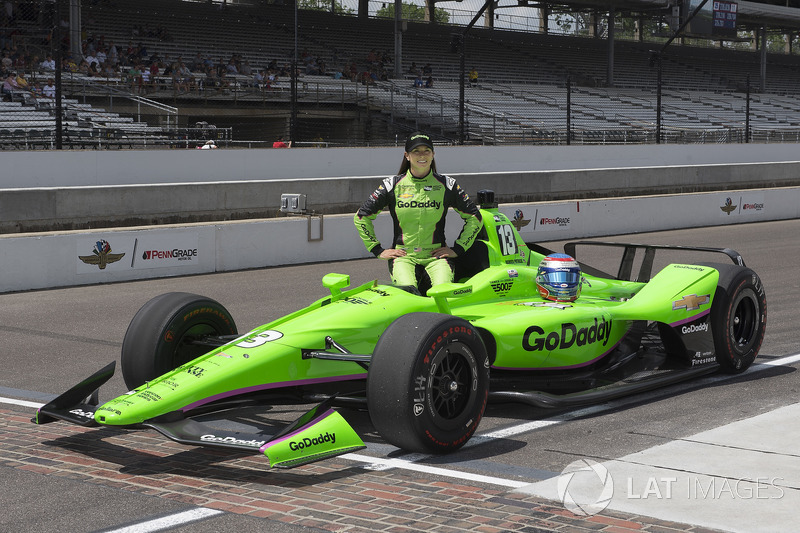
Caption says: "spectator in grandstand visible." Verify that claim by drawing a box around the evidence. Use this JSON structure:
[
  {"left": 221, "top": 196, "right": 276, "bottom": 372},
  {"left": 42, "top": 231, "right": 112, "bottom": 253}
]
[
  {"left": 63, "top": 56, "right": 78, "bottom": 73},
  {"left": 1, "top": 50, "right": 11, "bottom": 71},
  {"left": 40, "top": 54, "right": 56, "bottom": 71},
  {"left": 43, "top": 78, "right": 55, "bottom": 98},
  {"left": 1, "top": 71, "right": 20, "bottom": 97},
  {"left": 273, "top": 136, "right": 291, "bottom": 148},
  {"left": 360, "top": 68, "right": 375, "bottom": 86},
  {"left": 190, "top": 52, "right": 204, "bottom": 72},
  {"left": 85, "top": 50, "right": 100, "bottom": 71},
  {"left": 203, "top": 65, "right": 219, "bottom": 92},
  {"left": 469, "top": 67, "right": 478, "bottom": 86},
  {"left": 408, "top": 62, "right": 420, "bottom": 77},
  {"left": 102, "top": 62, "right": 117, "bottom": 79},
  {"left": 96, "top": 47, "right": 107, "bottom": 66},
  {"left": 162, "top": 55, "right": 175, "bottom": 76},
  {"left": 147, "top": 60, "right": 160, "bottom": 91},
  {"left": 413, "top": 73, "right": 423, "bottom": 88},
  {"left": 107, "top": 41, "right": 119, "bottom": 66},
  {"left": 422, "top": 63, "right": 432, "bottom": 80},
  {"left": 127, "top": 63, "right": 142, "bottom": 92},
  {"left": 216, "top": 68, "right": 230, "bottom": 93},
  {"left": 140, "top": 66, "right": 151, "bottom": 93},
  {"left": 30, "top": 81, "right": 43, "bottom": 99},
  {"left": 253, "top": 69, "right": 265, "bottom": 88},
  {"left": 240, "top": 60, "right": 252, "bottom": 77},
  {"left": 15, "top": 71, "right": 28, "bottom": 89},
  {"left": 78, "top": 59, "right": 92, "bottom": 76},
  {"left": 198, "top": 140, "right": 217, "bottom": 149},
  {"left": 303, "top": 54, "right": 318, "bottom": 75},
  {"left": 125, "top": 42, "right": 138, "bottom": 66},
  {"left": 179, "top": 62, "right": 196, "bottom": 92},
  {"left": 226, "top": 59, "right": 238, "bottom": 76},
  {"left": 425, "top": 76, "right": 433, "bottom": 88},
  {"left": 172, "top": 64, "right": 188, "bottom": 94}
]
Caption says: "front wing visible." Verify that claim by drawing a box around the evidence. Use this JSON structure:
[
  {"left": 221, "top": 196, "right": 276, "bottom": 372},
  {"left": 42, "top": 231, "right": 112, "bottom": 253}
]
[{"left": 33, "top": 362, "right": 365, "bottom": 468}]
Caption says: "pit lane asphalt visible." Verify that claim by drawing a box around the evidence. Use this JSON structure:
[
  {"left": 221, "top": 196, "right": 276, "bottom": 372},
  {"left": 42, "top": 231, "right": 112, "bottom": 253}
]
[{"left": 1, "top": 219, "right": 798, "bottom": 533}]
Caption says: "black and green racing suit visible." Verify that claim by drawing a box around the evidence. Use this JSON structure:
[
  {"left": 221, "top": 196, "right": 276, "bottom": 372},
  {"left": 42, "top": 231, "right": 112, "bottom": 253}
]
[{"left": 354, "top": 170, "right": 483, "bottom": 288}]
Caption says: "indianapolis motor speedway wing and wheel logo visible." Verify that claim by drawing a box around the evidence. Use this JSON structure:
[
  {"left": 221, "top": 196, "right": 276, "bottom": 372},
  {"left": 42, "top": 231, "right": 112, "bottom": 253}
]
[{"left": 557, "top": 459, "right": 614, "bottom": 516}]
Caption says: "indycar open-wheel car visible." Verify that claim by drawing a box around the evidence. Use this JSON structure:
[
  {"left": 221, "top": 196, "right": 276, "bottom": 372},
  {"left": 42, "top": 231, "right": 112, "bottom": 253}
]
[{"left": 34, "top": 189, "right": 766, "bottom": 465}]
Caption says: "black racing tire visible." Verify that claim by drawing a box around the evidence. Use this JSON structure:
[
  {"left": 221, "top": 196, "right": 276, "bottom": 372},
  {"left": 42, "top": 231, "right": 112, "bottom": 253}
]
[
  {"left": 367, "top": 312, "right": 490, "bottom": 453},
  {"left": 706, "top": 263, "right": 767, "bottom": 374},
  {"left": 121, "top": 292, "right": 238, "bottom": 389}
]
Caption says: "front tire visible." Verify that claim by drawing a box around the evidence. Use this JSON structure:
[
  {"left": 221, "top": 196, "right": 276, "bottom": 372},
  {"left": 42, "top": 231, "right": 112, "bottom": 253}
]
[
  {"left": 121, "top": 293, "right": 238, "bottom": 389},
  {"left": 367, "top": 313, "right": 490, "bottom": 453},
  {"left": 708, "top": 264, "right": 767, "bottom": 373}
]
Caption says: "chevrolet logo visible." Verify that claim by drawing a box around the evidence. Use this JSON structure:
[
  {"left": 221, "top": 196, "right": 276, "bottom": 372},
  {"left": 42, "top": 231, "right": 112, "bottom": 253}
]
[{"left": 673, "top": 294, "right": 710, "bottom": 311}]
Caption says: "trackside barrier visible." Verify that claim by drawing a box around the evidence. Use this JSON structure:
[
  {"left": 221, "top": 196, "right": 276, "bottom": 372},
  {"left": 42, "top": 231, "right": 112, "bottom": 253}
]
[{"left": 1, "top": 187, "right": 797, "bottom": 293}]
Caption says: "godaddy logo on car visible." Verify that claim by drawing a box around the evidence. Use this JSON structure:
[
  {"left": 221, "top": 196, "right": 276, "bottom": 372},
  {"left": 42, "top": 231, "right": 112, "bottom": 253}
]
[
  {"left": 288, "top": 432, "right": 337, "bottom": 451},
  {"left": 682, "top": 322, "right": 709, "bottom": 334},
  {"left": 523, "top": 318, "right": 612, "bottom": 351},
  {"left": 200, "top": 434, "right": 267, "bottom": 448},
  {"left": 397, "top": 200, "right": 441, "bottom": 209}
]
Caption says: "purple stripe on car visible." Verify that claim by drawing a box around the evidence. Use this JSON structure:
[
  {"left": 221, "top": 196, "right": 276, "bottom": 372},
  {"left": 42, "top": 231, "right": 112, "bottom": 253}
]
[{"left": 670, "top": 309, "right": 710, "bottom": 327}]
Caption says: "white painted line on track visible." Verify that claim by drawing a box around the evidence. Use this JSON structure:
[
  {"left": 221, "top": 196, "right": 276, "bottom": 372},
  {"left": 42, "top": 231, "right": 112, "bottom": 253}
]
[
  {"left": 757, "top": 352, "right": 800, "bottom": 367},
  {"left": 100, "top": 508, "right": 224, "bottom": 533},
  {"left": 342, "top": 453, "right": 530, "bottom": 488},
  {"left": 0, "top": 397, "right": 45, "bottom": 409}
]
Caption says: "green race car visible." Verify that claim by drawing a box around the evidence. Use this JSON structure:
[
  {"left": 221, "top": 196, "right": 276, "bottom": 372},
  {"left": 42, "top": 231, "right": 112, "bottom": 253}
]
[{"left": 34, "top": 190, "right": 767, "bottom": 468}]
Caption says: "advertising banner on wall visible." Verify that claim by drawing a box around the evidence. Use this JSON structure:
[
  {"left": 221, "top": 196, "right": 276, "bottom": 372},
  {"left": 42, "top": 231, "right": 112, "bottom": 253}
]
[
  {"left": 76, "top": 233, "right": 200, "bottom": 274},
  {"left": 718, "top": 193, "right": 765, "bottom": 218}
]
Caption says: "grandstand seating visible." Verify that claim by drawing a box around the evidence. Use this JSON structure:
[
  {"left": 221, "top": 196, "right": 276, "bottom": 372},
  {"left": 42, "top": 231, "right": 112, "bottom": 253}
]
[{"left": 5, "top": 0, "right": 800, "bottom": 147}]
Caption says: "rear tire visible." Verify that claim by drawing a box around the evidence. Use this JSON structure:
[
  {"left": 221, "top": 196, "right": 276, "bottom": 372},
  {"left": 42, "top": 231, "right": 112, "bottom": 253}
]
[
  {"left": 121, "top": 293, "right": 237, "bottom": 389},
  {"left": 367, "top": 313, "right": 490, "bottom": 453},
  {"left": 707, "top": 264, "right": 767, "bottom": 373}
]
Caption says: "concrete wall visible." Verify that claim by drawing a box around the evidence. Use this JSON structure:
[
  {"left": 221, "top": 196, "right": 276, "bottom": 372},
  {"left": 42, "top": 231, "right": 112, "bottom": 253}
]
[
  {"left": 5, "top": 159, "right": 800, "bottom": 233},
  {"left": 5, "top": 143, "right": 800, "bottom": 189},
  {"left": 2, "top": 186, "right": 796, "bottom": 293}
]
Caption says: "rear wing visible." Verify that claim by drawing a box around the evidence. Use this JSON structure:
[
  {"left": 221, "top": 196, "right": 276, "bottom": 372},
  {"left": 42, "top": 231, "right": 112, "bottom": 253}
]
[{"left": 563, "top": 241, "right": 745, "bottom": 283}]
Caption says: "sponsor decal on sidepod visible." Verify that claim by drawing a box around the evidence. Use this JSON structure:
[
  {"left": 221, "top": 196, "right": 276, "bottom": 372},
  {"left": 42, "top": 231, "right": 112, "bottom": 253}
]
[{"left": 523, "top": 318, "right": 612, "bottom": 352}]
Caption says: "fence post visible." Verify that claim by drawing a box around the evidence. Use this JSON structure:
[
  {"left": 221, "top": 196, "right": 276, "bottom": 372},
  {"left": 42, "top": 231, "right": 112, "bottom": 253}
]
[
  {"left": 566, "top": 76, "right": 571, "bottom": 145},
  {"left": 745, "top": 74, "right": 751, "bottom": 143}
]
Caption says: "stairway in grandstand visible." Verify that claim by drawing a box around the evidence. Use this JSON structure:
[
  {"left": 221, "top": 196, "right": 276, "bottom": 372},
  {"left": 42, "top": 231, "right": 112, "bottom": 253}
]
[{"left": 0, "top": 97, "right": 169, "bottom": 150}]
